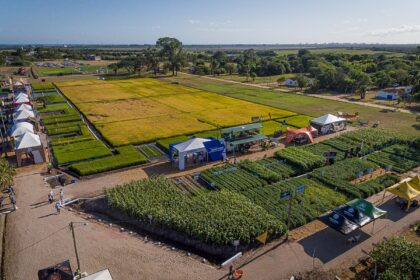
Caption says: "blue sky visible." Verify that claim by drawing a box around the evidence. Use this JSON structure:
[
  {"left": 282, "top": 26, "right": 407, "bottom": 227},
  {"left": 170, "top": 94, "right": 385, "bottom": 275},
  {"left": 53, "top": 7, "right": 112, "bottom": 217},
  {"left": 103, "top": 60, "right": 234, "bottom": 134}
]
[{"left": 1, "top": 0, "right": 420, "bottom": 44}]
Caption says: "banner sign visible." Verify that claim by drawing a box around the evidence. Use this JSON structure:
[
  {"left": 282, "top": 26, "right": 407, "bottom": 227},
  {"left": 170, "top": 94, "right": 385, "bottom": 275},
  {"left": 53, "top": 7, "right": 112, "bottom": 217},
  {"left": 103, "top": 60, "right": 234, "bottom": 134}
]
[
  {"left": 323, "top": 151, "right": 337, "bottom": 159},
  {"left": 296, "top": 184, "right": 305, "bottom": 194},
  {"left": 280, "top": 190, "right": 291, "bottom": 200},
  {"left": 204, "top": 139, "right": 226, "bottom": 161}
]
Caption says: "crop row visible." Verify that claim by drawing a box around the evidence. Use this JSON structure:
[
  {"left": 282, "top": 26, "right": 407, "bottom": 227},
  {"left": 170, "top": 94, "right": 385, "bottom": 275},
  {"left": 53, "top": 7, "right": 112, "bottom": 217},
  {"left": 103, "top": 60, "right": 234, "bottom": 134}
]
[
  {"left": 52, "top": 139, "right": 112, "bottom": 165},
  {"left": 275, "top": 147, "right": 325, "bottom": 172},
  {"left": 106, "top": 176, "right": 285, "bottom": 246}
]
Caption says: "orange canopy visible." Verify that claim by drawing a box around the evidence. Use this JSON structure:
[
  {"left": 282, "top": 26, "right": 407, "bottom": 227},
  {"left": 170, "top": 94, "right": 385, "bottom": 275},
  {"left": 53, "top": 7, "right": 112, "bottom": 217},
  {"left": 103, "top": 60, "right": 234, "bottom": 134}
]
[{"left": 286, "top": 126, "right": 316, "bottom": 143}]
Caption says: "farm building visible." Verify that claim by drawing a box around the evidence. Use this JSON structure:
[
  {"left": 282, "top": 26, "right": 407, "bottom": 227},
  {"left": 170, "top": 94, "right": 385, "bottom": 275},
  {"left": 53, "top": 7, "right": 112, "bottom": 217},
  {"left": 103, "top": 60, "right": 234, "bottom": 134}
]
[
  {"left": 310, "top": 114, "right": 346, "bottom": 135},
  {"left": 284, "top": 78, "right": 298, "bottom": 87},
  {"left": 376, "top": 89, "right": 399, "bottom": 100},
  {"left": 86, "top": 54, "right": 101, "bottom": 61}
]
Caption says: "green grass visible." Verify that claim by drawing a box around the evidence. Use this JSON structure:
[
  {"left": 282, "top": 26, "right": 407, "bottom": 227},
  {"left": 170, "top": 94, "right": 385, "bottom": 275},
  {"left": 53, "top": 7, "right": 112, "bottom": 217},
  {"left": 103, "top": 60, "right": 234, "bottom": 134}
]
[
  {"left": 215, "top": 73, "right": 296, "bottom": 84},
  {"left": 36, "top": 94, "right": 65, "bottom": 104},
  {"left": 138, "top": 144, "right": 164, "bottom": 158},
  {"left": 52, "top": 140, "right": 112, "bottom": 165},
  {"left": 260, "top": 120, "right": 287, "bottom": 136},
  {"left": 37, "top": 103, "right": 75, "bottom": 114},
  {"left": 42, "top": 113, "right": 81, "bottom": 124},
  {"left": 35, "top": 66, "right": 79, "bottom": 76},
  {"left": 31, "top": 82, "right": 55, "bottom": 92},
  {"left": 44, "top": 121, "right": 84, "bottom": 131},
  {"left": 279, "top": 115, "right": 313, "bottom": 128},
  {"left": 47, "top": 125, "right": 82, "bottom": 136},
  {"left": 69, "top": 146, "right": 148, "bottom": 176},
  {"left": 50, "top": 134, "right": 94, "bottom": 146},
  {"left": 160, "top": 74, "right": 419, "bottom": 137}
]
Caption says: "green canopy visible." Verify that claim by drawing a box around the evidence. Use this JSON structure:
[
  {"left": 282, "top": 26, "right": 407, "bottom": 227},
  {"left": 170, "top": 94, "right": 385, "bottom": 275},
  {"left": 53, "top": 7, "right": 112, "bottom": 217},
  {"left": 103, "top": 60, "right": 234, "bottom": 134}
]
[
  {"left": 222, "top": 123, "right": 262, "bottom": 134},
  {"left": 228, "top": 134, "right": 267, "bottom": 146},
  {"left": 346, "top": 199, "right": 387, "bottom": 219}
]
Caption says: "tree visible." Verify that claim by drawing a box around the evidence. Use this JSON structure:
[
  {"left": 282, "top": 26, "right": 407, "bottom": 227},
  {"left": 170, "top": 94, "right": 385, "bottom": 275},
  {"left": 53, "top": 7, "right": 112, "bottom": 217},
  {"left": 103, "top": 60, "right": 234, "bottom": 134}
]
[
  {"left": 250, "top": 72, "right": 257, "bottom": 82},
  {"left": 238, "top": 49, "right": 257, "bottom": 81},
  {"left": 225, "top": 63, "right": 236, "bottom": 75},
  {"left": 108, "top": 63, "right": 120, "bottom": 75},
  {"left": 144, "top": 48, "right": 160, "bottom": 75},
  {"left": 0, "top": 158, "right": 15, "bottom": 191},
  {"left": 156, "top": 37, "right": 185, "bottom": 76},
  {"left": 296, "top": 75, "right": 307, "bottom": 89}
]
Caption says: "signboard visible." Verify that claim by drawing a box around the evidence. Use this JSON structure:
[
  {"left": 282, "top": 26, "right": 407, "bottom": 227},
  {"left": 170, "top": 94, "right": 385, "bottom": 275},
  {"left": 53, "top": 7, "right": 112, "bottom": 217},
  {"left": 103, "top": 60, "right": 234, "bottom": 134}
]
[
  {"left": 296, "top": 184, "right": 305, "bottom": 194},
  {"left": 280, "top": 190, "right": 291, "bottom": 200},
  {"left": 233, "top": 240, "right": 240, "bottom": 246},
  {"left": 323, "top": 151, "right": 337, "bottom": 159},
  {"left": 203, "top": 139, "right": 226, "bottom": 161}
]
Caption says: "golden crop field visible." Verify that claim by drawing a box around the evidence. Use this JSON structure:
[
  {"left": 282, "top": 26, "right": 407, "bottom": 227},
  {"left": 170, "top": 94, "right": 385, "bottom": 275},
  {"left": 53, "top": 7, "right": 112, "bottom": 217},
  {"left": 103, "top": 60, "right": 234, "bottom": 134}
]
[{"left": 57, "top": 78, "right": 296, "bottom": 146}]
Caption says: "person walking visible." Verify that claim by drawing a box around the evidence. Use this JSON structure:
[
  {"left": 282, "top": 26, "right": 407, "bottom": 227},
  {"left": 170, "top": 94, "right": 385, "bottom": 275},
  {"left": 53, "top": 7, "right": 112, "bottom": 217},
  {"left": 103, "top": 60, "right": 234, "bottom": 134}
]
[
  {"left": 9, "top": 194, "right": 17, "bottom": 211},
  {"left": 59, "top": 189, "right": 64, "bottom": 204},
  {"left": 0, "top": 197, "right": 5, "bottom": 209},
  {"left": 55, "top": 201, "right": 61, "bottom": 214},
  {"left": 48, "top": 190, "right": 54, "bottom": 204},
  {"left": 7, "top": 186, "right": 15, "bottom": 195}
]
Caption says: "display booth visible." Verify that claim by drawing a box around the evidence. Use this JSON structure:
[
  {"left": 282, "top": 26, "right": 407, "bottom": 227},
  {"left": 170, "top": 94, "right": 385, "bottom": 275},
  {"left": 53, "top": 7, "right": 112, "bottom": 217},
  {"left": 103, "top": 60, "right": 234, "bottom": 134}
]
[
  {"left": 310, "top": 114, "right": 346, "bottom": 135},
  {"left": 14, "top": 103, "right": 33, "bottom": 112},
  {"left": 13, "top": 95, "right": 31, "bottom": 106},
  {"left": 9, "top": 121, "right": 34, "bottom": 137},
  {"left": 285, "top": 126, "right": 318, "bottom": 144},
  {"left": 169, "top": 137, "right": 225, "bottom": 170},
  {"left": 383, "top": 177, "right": 420, "bottom": 210},
  {"left": 13, "top": 109, "right": 35, "bottom": 123},
  {"left": 14, "top": 131, "right": 46, "bottom": 166},
  {"left": 38, "top": 260, "right": 73, "bottom": 280}
]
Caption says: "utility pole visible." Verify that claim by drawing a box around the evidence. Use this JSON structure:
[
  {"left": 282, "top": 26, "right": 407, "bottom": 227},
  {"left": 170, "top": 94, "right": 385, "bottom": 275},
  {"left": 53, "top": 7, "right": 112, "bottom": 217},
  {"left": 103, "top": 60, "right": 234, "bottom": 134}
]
[{"left": 70, "top": 222, "right": 81, "bottom": 275}]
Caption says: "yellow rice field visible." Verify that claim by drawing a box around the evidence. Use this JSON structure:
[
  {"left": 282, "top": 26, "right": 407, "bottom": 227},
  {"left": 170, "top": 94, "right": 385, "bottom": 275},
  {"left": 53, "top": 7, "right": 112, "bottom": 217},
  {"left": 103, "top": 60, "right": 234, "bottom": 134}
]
[{"left": 57, "top": 78, "right": 296, "bottom": 146}]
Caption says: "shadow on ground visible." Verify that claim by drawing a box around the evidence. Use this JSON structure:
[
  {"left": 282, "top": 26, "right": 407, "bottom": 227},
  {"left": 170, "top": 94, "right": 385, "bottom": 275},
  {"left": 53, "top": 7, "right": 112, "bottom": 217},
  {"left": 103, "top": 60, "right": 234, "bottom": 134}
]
[
  {"left": 377, "top": 197, "right": 419, "bottom": 222},
  {"left": 298, "top": 227, "right": 370, "bottom": 263}
]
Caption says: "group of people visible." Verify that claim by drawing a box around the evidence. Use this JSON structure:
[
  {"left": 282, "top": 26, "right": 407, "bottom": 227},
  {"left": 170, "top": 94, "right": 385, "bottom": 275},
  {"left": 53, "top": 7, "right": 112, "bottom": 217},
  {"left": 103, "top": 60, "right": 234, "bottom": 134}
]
[
  {"left": 48, "top": 189, "right": 64, "bottom": 214},
  {"left": 0, "top": 186, "right": 17, "bottom": 211}
]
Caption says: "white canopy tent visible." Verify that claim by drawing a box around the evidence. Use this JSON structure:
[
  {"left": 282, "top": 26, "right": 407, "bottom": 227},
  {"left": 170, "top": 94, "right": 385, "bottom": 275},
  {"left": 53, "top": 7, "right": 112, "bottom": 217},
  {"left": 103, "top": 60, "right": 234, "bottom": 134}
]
[
  {"left": 311, "top": 114, "right": 346, "bottom": 126},
  {"left": 15, "top": 92, "right": 29, "bottom": 99},
  {"left": 13, "top": 81, "right": 23, "bottom": 87},
  {"left": 14, "top": 103, "right": 33, "bottom": 112},
  {"left": 14, "top": 96, "right": 30, "bottom": 104},
  {"left": 13, "top": 109, "right": 35, "bottom": 122},
  {"left": 14, "top": 132, "right": 45, "bottom": 166},
  {"left": 171, "top": 138, "right": 211, "bottom": 170},
  {"left": 10, "top": 124, "right": 34, "bottom": 137},
  {"left": 310, "top": 114, "right": 347, "bottom": 134},
  {"left": 82, "top": 269, "right": 113, "bottom": 280},
  {"left": 10, "top": 122, "right": 34, "bottom": 133}
]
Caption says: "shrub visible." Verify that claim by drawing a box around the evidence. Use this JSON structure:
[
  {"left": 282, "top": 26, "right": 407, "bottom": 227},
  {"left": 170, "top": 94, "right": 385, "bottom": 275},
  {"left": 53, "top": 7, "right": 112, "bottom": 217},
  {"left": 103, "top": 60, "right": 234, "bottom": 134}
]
[
  {"left": 69, "top": 146, "right": 148, "bottom": 176},
  {"left": 239, "top": 160, "right": 281, "bottom": 183}
]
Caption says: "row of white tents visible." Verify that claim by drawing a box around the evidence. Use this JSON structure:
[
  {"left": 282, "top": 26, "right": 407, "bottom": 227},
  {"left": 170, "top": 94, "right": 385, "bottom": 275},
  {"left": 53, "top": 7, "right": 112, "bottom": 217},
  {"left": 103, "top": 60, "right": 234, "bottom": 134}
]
[{"left": 7, "top": 93, "right": 45, "bottom": 166}]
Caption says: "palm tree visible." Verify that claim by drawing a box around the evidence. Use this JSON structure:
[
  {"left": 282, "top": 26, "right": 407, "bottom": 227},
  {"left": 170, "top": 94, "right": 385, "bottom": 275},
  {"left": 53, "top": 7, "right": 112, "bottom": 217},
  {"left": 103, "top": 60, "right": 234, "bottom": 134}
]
[{"left": 0, "top": 158, "right": 15, "bottom": 191}]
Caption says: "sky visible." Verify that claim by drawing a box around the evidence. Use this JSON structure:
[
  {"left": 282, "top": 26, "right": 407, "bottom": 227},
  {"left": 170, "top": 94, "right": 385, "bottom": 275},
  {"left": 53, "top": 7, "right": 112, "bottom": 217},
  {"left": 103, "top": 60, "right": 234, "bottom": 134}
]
[{"left": 1, "top": 0, "right": 420, "bottom": 45}]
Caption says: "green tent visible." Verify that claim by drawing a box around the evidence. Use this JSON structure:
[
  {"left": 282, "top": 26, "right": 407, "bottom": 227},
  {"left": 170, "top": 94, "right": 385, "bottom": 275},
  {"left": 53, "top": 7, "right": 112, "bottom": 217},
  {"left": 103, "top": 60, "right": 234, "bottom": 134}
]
[{"left": 346, "top": 199, "right": 387, "bottom": 219}]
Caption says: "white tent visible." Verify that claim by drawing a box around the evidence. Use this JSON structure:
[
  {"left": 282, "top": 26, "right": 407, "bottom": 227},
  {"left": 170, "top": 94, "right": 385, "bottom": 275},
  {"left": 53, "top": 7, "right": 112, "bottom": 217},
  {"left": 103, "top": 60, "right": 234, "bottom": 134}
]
[
  {"left": 14, "top": 132, "right": 45, "bottom": 166},
  {"left": 13, "top": 81, "right": 23, "bottom": 86},
  {"left": 310, "top": 114, "right": 346, "bottom": 126},
  {"left": 14, "top": 96, "right": 30, "bottom": 104},
  {"left": 82, "top": 269, "right": 113, "bottom": 280},
  {"left": 13, "top": 110, "right": 35, "bottom": 122},
  {"left": 10, "top": 122, "right": 34, "bottom": 133},
  {"left": 172, "top": 138, "right": 211, "bottom": 170},
  {"left": 10, "top": 124, "right": 34, "bottom": 137},
  {"left": 14, "top": 132, "right": 41, "bottom": 149},
  {"left": 15, "top": 93, "right": 28, "bottom": 99},
  {"left": 14, "top": 103, "right": 33, "bottom": 112}
]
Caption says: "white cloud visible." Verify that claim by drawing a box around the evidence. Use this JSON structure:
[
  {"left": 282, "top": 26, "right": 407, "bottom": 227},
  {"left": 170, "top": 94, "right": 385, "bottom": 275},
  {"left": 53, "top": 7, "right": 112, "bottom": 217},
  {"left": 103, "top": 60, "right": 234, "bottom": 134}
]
[
  {"left": 187, "top": 19, "right": 200, "bottom": 24},
  {"left": 151, "top": 25, "right": 161, "bottom": 29},
  {"left": 367, "top": 24, "right": 420, "bottom": 36}
]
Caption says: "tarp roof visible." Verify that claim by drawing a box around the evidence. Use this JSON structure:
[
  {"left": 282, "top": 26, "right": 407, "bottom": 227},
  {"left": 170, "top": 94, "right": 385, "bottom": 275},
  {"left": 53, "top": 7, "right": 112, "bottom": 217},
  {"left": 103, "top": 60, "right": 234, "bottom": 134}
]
[
  {"left": 13, "top": 109, "right": 35, "bottom": 121},
  {"left": 311, "top": 114, "right": 346, "bottom": 126},
  {"left": 10, "top": 122, "right": 34, "bottom": 132},
  {"left": 14, "top": 132, "right": 41, "bottom": 150},
  {"left": 409, "top": 176, "right": 420, "bottom": 190},
  {"left": 346, "top": 199, "right": 387, "bottom": 220},
  {"left": 10, "top": 124, "right": 34, "bottom": 137},
  {"left": 222, "top": 123, "right": 262, "bottom": 134},
  {"left": 333, "top": 204, "right": 372, "bottom": 227},
  {"left": 15, "top": 93, "right": 28, "bottom": 99},
  {"left": 14, "top": 96, "right": 30, "bottom": 103},
  {"left": 14, "top": 103, "right": 33, "bottom": 112},
  {"left": 228, "top": 134, "right": 267, "bottom": 146},
  {"left": 82, "top": 269, "right": 113, "bottom": 280},
  {"left": 172, "top": 137, "right": 211, "bottom": 153},
  {"left": 385, "top": 179, "right": 420, "bottom": 201},
  {"left": 285, "top": 126, "right": 316, "bottom": 143},
  {"left": 38, "top": 260, "right": 73, "bottom": 280},
  {"left": 318, "top": 211, "right": 359, "bottom": 235}
]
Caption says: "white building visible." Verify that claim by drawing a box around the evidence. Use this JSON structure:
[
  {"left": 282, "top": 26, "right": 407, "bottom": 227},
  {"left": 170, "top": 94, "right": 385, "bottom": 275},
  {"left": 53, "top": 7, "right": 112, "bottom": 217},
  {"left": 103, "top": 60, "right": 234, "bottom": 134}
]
[
  {"left": 376, "top": 89, "right": 399, "bottom": 100},
  {"left": 284, "top": 78, "right": 298, "bottom": 87}
]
